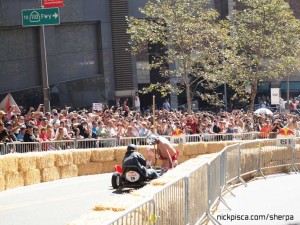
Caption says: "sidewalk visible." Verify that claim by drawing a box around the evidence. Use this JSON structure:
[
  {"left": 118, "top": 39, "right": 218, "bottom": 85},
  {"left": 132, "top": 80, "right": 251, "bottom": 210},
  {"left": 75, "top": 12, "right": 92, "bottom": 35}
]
[{"left": 210, "top": 173, "right": 300, "bottom": 225}]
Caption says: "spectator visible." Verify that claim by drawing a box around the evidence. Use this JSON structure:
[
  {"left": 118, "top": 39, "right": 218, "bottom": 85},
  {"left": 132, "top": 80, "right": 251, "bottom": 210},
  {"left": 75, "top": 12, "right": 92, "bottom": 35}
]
[
  {"left": 16, "top": 125, "right": 26, "bottom": 141},
  {"left": 74, "top": 128, "right": 84, "bottom": 140},
  {"left": 134, "top": 92, "right": 140, "bottom": 111},
  {"left": 39, "top": 127, "right": 49, "bottom": 141},
  {"left": 260, "top": 119, "right": 272, "bottom": 138},
  {"left": 91, "top": 121, "right": 99, "bottom": 138},
  {"left": 23, "top": 124, "right": 39, "bottom": 142},
  {"left": 0, "top": 121, "right": 9, "bottom": 142},
  {"left": 97, "top": 123, "right": 108, "bottom": 138},
  {"left": 46, "top": 124, "right": 55, "bottom": 140},
  {"left": 78, "top": 119, "right": 91, "bottom": 139},
  {"left": 163, "top": 99, "right": 171, "bottom": 111}
]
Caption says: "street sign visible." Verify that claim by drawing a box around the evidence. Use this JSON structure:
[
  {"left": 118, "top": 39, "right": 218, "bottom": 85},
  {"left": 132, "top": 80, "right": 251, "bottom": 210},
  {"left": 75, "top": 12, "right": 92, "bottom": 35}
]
[
  {"left": 22, "top": 8, "right": 60, "bottom": 27},
  {"left": 44, "top": 0, "right": 64, "bottom": 8}
]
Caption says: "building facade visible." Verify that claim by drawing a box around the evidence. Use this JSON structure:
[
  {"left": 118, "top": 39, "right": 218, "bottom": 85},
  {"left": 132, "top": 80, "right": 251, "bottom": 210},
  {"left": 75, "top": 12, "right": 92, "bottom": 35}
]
[{"left": 0, "top": 0, "right": 299, "bottom": 111}]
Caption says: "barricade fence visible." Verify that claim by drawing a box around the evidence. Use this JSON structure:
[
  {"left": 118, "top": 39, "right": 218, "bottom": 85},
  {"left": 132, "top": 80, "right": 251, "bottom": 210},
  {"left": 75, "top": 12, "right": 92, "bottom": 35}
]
[
  {"left": 106, "top": 137, "right": 300, "bottom": 225},
  {"left": 0, "top": 132, "right": 281, "bottom": 155}
]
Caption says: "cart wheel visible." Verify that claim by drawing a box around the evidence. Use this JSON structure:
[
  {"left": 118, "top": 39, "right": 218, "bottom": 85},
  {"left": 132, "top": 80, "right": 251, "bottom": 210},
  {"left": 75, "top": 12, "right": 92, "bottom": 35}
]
[{"left": 111, "top": 172, "right": 121, "bottom": 189}]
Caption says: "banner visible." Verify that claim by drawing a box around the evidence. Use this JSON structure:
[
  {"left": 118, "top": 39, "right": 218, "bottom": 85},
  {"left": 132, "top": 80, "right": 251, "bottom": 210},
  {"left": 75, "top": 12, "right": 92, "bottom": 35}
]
[
  {"left": 44, "top": 0, "right": 64, "bottom": 8},
  {"left": 93, "top": 103, "right": 103, "bottom": 111},
  {"left": 271, "top": 88, "right": 280, "bottom": 104}
]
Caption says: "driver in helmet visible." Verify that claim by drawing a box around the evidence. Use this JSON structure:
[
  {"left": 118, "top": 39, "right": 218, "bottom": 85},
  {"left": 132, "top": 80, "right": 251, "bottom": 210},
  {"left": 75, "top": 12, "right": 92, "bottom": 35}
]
[{"left": 123, "top": 144, "right": 159, "bottom": 180}]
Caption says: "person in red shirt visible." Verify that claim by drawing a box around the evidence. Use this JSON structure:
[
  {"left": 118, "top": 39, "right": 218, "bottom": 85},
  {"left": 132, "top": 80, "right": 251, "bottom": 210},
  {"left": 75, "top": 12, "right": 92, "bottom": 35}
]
[
  {"left": 260, "top": 119, "right": 272, "bottom": 138},
  {"left": 185, "top": 115, "right": 197, "bottom": 134}
]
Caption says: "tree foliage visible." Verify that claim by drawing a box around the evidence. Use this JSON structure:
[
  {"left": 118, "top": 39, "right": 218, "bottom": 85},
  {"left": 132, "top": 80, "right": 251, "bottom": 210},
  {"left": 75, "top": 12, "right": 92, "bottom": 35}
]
[
  {"left": 226, "top": 0, "right": 300, "bottom": 112},
  {"left": 127, "top": 0, "right": 230, "bottom": 113}
]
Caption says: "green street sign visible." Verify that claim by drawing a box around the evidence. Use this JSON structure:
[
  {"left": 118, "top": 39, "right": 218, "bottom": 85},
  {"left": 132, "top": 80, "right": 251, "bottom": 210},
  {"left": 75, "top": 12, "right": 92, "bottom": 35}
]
[{"left": 22, "top": 8, "right": 60, "bottom": 27}]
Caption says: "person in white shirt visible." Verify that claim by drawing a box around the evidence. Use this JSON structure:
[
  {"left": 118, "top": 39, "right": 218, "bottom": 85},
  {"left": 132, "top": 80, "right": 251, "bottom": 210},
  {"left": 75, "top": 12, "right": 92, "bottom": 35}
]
[{"left": 134, "top": 92, "right": 140, "bottom": 111}]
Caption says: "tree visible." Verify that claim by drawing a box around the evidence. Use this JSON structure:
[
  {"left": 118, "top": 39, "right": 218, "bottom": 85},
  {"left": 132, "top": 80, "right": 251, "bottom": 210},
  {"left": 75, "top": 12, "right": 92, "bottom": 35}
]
[
  {"left": 226, "top": 0, "right": 300, "bottom": 112},
  {"left": 127, "top": 0, "right": 230, "bottom": 113}
]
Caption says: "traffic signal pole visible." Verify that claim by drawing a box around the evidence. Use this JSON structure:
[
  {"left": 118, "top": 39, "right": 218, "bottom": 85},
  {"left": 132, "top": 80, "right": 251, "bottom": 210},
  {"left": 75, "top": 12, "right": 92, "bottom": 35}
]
[{"left": 39, "top": 0, "right": 51, "bottom": 112}]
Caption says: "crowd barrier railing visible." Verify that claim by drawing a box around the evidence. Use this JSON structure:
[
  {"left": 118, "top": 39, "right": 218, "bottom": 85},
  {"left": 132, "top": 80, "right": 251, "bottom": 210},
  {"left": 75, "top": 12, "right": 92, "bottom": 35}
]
[
  {"left": 101, "top": 198, "right": 155, "bottom": 225},
  {"left": 153, "top": 177, "right": 186, "bottom": 225},
  {"left": 0, "top": 143, "right": 6, "bottom": 155},
  {"left": 105, "top": 137, "right": 300, "bottom": 225},
  {"left": 0, "top": 132, "right": 292, "bottom": 156}
]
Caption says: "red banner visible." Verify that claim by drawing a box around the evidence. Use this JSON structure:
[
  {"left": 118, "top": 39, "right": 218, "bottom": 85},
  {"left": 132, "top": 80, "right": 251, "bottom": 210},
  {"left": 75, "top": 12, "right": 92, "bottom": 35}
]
[{"left": 44, "top": 0, "right": 64, "bottom": 8}]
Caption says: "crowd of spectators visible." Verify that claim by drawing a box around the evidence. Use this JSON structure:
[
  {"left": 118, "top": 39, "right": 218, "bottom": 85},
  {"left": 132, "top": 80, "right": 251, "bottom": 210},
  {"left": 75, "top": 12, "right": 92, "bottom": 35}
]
[{"left": 0, "top": 98, "right": 299, "bottom": 145}]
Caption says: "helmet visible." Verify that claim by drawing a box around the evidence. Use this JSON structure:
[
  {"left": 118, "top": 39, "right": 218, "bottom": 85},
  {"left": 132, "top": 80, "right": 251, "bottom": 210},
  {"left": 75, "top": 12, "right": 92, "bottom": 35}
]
[{"left": 127, "top": 144, "right": 137, "bottom": 151}]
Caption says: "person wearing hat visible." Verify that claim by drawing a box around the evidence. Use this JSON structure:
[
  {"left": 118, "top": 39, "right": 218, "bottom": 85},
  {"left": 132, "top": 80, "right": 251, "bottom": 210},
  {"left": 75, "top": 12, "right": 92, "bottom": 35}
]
[
  {"left": 4, "top": 121, "right": 18, "bottom": 142},
  {"left": 122, "top": 144, "right": 159, "bottom": 180},
  {"left": 77, "top": 118, "right": 91, "bottom": 139},
  {"left": 16, "top": 125, "right": 27, "bottom": 141}
]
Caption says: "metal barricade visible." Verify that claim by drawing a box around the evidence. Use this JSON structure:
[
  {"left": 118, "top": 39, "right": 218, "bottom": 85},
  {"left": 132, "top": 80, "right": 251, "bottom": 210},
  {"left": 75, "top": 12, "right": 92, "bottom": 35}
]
[
  {"left": 187, "top": 164, "right": 208, "bottom": 225},
  {"left": 293, "top": 137, "right": 300, "bottom": 169},
  {"left": 42, "top": 140, "right": 75, "bottom": 151},
  {"left": 225, "top": 144, "right": 241, "bottom": 184},
  {"left": 102, "top": 198, "right": 155, "bottom": 225},
  {"left": 208, "top": 154, "right": 221, "bottom": 210},
  {"left": 0, "top": 143, "right": 6, "bottom": 155},
  {"left": 76, "top": 139, "right": 99, "bottom": 149},
  {"left": 6, "top": 142, "right": 41, "bottom": 154},
  {"left": 118, "top": 137, "right": 148, "bottom": 146},
  {"left": 261, "top": 139, "right": 293, "bottom": 173},
  {"left": 240, "top": 132, "right": 259, "bottom": 140},
  {"left": 219, "top": 149, "right": 227, "bottom": 190},
  {"left": 153, "top": 178, "right": 186, "bottom": 225},
  {"left": 202, "top": 133, "right": 225, "bottom": 142},
  {"left": 98, "top": 138, "right": 118, "bottom": 148},
  {"left": 239, "top": 140, "right": 261, "bottom": 175},
  {"left": 185, "top": 134, "right": 201, "bottom": 143}
]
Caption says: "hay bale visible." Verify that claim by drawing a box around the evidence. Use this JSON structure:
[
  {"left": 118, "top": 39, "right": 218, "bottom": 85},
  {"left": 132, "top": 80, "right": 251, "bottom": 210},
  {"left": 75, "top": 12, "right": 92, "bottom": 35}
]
[
  {"left": 136, "top": 145, "right": 150, "bottom": 159},
  {"left": 54, "top": 151, "right": 73, "bottom": 167},
  {"left": 91, "top": 149, "right": 115, "bottom": 162},
  {"left": 78, "top": 162, "right": 102, "bottom": 176},
  {"left": 114, "top": 147, "right": 127, "bottom": 161},
  {"left": 100, "top": 160, "right": 118, "bottom": 173},
  {"left": 0, "top": 159, "right": 3, "bottom": 176},
  {"left": 175, "top": 144, "right": 184, "bottom": 157},
  {"left": 178, "top": 155, "right": 189, "bottom": 164},
  {"left": 72, "top": 150, "right": 92, "bottom": 165},
  {"left": 60, "top": 165, "right": 78, "bottom": 179},
  {"left": 0, "top": 175, "right": 5, "bottom": 191},
  {"left": 68, "top": 211, "right": 122, "bottom": 225},
  {"left": 261, "top": 150, "right": 272, "bottom": 168},
  {"left": 93, "top": 205, "right": 125, "bottom": 212},
  {"left": 5, "top": 172, "right": 24, "bottom": 190},
  {"left": 41, "top": 166, "right": 60, "bottom": 182},
  {"left": 36, "top": 153, "right": 55, "bottom": 169},
  {"left": 18, "top": 155, "right": 37, "bottom": 172},
  {"left": 184, "top": 143, "right": 207, "bottom": 156},
  {"left": 93, "top": 194, "right": 145, "bottom": 211},
  {"left": 1, "top": 155, "right": 18, "bottom": 174},
  {"left": 206, "top": 142, "right": 227, "bottom": 154},
  {"left": 23, "top": 169, "right": 41, "bottom": 186}
]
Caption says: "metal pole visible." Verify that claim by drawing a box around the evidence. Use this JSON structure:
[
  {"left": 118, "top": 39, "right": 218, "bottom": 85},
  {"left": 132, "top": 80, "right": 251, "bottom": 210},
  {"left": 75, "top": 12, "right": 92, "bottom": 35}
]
[
  {"left": 224, "top": 83, "right": 228, "bottom": 111},
  {"left": 152, "top": 95, "right": 156, "bottom": 130},
  {"left": 39, "top": 1, "right": 51, "bottom": 112},
  {"left": 286, "top": 74, "right": 290, "bottom": 113}
]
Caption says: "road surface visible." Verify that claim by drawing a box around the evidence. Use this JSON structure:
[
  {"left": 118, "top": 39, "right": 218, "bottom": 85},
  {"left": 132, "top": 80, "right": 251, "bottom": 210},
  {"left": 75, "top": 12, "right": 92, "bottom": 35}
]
[
  {"left": 0, "top": 173, "right": 115, "bottom": 225},
  {"left": 212, "top": 173, "right": 300, "bottom": 225}
]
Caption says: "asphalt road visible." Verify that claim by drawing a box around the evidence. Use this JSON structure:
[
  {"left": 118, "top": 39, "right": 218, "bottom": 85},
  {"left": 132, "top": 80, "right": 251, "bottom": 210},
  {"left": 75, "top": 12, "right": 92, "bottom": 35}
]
[
  {"left": 0, "top": 173, "right": 116, "bottom": 225},
  {"left": 212, "top": 173, "right": 300, "bottom": 225}
]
